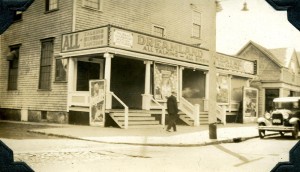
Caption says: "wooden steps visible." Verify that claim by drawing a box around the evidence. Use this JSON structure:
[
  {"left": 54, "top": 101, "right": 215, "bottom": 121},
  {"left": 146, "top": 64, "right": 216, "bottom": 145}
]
[{"left": 109, "top": 110, "right": 161, "bottom": 128}]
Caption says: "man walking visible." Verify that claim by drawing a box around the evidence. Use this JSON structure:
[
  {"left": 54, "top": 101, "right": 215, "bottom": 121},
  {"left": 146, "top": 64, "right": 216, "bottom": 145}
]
[{"left": 166, "top": 91, "right": 179, "bottom": 132}]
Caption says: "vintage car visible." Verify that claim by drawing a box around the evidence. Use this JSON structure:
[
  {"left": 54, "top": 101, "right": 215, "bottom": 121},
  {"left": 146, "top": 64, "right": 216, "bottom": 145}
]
[{"left": 257, "top": 97, "right": 300, "bottom": 139}]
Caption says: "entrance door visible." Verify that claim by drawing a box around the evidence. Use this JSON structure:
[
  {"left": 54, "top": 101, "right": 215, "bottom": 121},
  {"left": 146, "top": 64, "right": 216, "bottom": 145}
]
[
  {"left": 265, "top": 89, "right": 279, "bottom": 112},
  {"left": 110, "top": 57, "right": 145, "bottom": 109},
  {"left": 76, "top": 61, "right": 101, "bottom": 91}
]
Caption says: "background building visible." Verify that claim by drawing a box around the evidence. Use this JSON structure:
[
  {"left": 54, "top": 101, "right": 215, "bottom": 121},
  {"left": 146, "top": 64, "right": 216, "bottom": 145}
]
[{"left": 237, "top": 41, "right": 300, "bottom": 116}]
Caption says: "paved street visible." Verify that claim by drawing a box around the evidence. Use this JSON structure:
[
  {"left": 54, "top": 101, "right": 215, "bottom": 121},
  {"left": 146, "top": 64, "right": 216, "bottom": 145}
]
[{"left": 0, "top": 121, "right": 299, "bottom": 172}]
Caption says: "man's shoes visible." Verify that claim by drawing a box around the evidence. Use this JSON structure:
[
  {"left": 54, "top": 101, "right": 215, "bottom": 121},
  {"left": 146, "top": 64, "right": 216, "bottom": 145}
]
[{"left": 166, "top": 130, "right": 171, "bottom": 132}]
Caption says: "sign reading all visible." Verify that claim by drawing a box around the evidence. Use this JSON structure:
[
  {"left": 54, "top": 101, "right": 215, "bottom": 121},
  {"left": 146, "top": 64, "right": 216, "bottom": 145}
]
[
  {"left": 110, "top": 27, "right": 210, "bottom": 65},
  {"left": 61, "top": 27, "right": 108, "bottom": 52}
]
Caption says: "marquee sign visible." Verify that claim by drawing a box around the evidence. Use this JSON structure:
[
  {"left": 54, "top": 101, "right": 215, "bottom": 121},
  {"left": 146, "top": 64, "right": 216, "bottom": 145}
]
[
  {"left": 110, "top": 27, "right": 210, "bottom": 65},
  {"left": 216, "top": 53, "right": 255, "bottom": 75},
  {"left": 61, "top": 27, "right": 108, "bottom": 52},
  {"left": 61, "top": 26, "right": 210, "bottom": 65}
]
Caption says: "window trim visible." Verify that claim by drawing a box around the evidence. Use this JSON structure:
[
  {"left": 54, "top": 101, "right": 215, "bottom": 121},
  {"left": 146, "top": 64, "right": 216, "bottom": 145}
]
[
  {"left": 7, "top": 44, "right": 21, "bottom": 91},
  {"left": 82, "top": 0, "right": 103, "bottom": 11},
  {"left": 45, "top": 0, "right": 59, "bottom": 13},
  {"left": 12, "top": 11, "right": 23, "bottom": 22},
  {"left": 191, "top": 11, "right": 201, "bottom": 39},
  {"left": 38, "top": 38, "right": 55, "bottom": 90},
  {"left": 152, "top": 24, "right": 166, "bottom": 38}
]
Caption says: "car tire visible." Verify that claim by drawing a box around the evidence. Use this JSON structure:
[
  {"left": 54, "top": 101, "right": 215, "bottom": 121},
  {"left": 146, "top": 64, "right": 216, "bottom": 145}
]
[
  {"left": 292, "top": 123, "right": 299, "bottom": 140},
  {"left": 258, "top": 124, "right": 265, "bottom": 139}
]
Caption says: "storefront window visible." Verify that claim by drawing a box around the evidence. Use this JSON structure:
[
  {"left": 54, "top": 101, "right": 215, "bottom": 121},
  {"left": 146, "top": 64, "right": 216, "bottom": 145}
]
[{"left": 55, "top": 59, "right": 67, "bottom": 82}]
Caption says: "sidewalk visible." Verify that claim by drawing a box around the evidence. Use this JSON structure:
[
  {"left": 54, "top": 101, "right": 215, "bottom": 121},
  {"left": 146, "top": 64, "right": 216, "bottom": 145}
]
[{"left": 23, "top": 122, "right": 261, "bottom": 147}]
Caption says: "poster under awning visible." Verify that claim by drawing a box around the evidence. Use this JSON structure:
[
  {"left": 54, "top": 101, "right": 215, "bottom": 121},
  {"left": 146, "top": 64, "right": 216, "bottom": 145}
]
[
  {"left": 216, "top": 75, "right": 229, "bottom": 103},
  {"left": 243, "top": 87, "right": 258, "bottom": 118},
  {"left": 89, "top": 80, "right": 106, "bottom": 126},
  {"left": 154, "top": 63, "right": 178, "bottom": 101}
]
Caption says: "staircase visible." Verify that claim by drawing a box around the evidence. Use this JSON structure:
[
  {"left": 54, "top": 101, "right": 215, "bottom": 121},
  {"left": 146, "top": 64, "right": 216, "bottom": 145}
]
[
  {"left": 179, "top": 111, "right": 209, "bottom": 126},
  {"left": 109, "top": 109, "right": 161, "bottom": 128}
]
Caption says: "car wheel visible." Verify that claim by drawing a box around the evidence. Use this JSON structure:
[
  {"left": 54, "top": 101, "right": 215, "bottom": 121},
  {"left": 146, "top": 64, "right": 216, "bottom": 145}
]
[
  {"left": 292, "top": 124, "right": 299, "bottom": 140},
  {"left": 259, "top": 130, "right": 265, "bottom": 138},
  {"left": 258, "top": 124, "right": 265, "bottom": 139},
  {"left": 279, "top": 132, "right": 285, "bottom": 137}
]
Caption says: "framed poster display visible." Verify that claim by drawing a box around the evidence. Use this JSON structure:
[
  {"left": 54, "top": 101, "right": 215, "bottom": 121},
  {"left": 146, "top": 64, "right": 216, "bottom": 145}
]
[
  {"left": 216, "top": 75, "right": 230, "bottom": 103},
  {"left": 154, "top": 63, "right": 178, "bottom": 101},
  {"left": 89, "top": 80, "right": 106, "bottom": 126},
  {"left": 243, "top": 87, "right": 258, "bottom": 118}
]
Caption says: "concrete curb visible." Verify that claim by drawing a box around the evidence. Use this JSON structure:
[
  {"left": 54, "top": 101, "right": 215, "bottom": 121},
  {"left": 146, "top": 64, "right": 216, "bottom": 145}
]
[{"left": 27, "top": 130, "right": 264, "bottom": 147}]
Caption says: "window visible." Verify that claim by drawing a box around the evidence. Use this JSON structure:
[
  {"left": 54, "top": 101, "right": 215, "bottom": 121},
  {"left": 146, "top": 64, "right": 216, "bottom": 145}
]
[
  {"left": 39, "top": 38, "right": 54, "bottom": 90},
  {"left": 7, "top": 46, "right": 20, "bottom": 90},
  {"left": 153, "top": 25, "right": 165, "bottom": 37},
  {"left": 13, "top": 11, "right": 22, "bottom": 22},
  {"left": 192, "top": 11, "right": 201, "bottom": 38},
  {"left": 55, "top": 58, "right": 67, "bottom": 82},
  {"left": 82, "top": 0, "right": 102, "bottom": 10},
  {"left": 46, "top": 0, "right": 58, "bottom": 12}
]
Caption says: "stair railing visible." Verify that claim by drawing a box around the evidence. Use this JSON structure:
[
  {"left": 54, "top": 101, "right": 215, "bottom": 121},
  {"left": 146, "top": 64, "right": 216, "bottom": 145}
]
[
  {"left": 110, "top": 92, "right": 129, "bottom": 129},
  {"left": 216, "top": 104, "right": 226, "bottom": 125},
  {"left": 179, "top": 97, "right": 200, "bottom": 126},
  {"left": 150, "top": 96, "right": 166, "bottom": 126}
]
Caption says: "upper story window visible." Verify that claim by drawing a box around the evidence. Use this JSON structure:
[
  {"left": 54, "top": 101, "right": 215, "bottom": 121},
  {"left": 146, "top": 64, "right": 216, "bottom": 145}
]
[
  {"left": 13, "top": 11, "right": 22, "bottom": 22},
  {"left": 39, "top": 38, "right": 54, "bottom": 90},
  {"left": 152, "top": 25, "right": 165, "bottom": 37},
  {"left": 82, "top": 0, "right": 102, "bottom": 11},
  {"left": 192, "top": 11, "right": 201, "bottom": 39},
  {"left": 46, "top": 0, "right": 58, "bottom": 12},
  {"left": 7, "top": 45, "right": 21, "bottom": 90}
]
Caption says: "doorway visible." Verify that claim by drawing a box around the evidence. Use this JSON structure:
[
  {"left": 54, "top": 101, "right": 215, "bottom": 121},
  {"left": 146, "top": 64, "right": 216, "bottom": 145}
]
[
  {"left": 265, "top": 89, "right": 279, "bottom": 112},
  {"left": 110, "top": 57, "right": 145, "bottom": 109},
  {"left": 76, "top": 60, "right": 102, "bottom": 91}
]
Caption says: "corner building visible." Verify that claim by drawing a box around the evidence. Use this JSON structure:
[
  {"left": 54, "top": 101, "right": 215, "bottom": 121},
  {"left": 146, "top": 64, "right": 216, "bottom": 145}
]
[{"left": 0, "top": 0, "right": 256, "bottom": 128}]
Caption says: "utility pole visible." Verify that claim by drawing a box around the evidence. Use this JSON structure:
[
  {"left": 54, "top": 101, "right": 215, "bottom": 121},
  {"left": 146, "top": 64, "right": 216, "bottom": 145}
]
[{"left": 208, "top": 0, "right": 218, "bottom": 139}]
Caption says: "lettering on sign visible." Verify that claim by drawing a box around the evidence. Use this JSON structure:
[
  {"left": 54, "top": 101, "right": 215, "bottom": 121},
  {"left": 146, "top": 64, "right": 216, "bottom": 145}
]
[
  {"left": 61, "top": 28, "right": 108, "bottom": 52},
  {"left": 113, "top": 30, "right": 133, "bottom": 48},
  {"left": 110, "top": 28, "right": 210, "bottom": 65},
  {"left": 216, "top": 54, "right": 254, "bottom": 74}
]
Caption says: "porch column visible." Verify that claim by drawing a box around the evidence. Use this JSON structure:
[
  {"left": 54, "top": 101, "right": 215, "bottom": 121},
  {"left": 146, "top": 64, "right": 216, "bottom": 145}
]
[
  {"left": 67, "top": 58, "right": 75, "bottom": 112},
  {"left": 179, "top": 67, "right": 184, "bottom": 98},
  {"left": 104, "top": 52, "right": 114, "bottom": 109},
  {"left": 142, "top": 61, "right": 152, "bottom": 110},
  {"left": 204, "top": 71, "right": 209, "bottom": 111}
]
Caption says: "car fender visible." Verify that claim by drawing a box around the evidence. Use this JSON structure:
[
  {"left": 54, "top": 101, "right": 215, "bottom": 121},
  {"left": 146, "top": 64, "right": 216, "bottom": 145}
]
[
  {"left": 257, "top": 117, "right": 267, "bottom": 125},
  {"left": 289, "top": 117, "right": 299, "bottom": 125}
]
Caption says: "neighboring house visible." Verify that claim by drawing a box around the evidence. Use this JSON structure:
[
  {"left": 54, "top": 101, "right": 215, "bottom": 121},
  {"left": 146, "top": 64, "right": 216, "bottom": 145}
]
[
  {"left": 237, "top": 41, "right": 300, "bottom": 117},
  {"left": 0, "top": 0, "right": 256, "bottom": 127}
]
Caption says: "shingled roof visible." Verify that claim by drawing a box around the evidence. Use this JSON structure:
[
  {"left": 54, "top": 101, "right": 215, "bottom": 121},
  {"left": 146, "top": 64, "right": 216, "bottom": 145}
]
[{"left": 236, "top": 41, "right": 298, "bottom": 68}]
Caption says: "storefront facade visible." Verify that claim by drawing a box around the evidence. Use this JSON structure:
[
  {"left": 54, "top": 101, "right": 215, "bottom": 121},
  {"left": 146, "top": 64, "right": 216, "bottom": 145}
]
[{"left": 0, "top": 0, "right": 257, "bottom": 127}]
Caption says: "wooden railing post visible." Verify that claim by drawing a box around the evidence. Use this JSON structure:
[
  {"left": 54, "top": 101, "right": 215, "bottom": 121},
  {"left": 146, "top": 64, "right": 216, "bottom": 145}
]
[
  {"left": 222, "top": 105, "right": 226, "bottom": 125},
  {"left": 162, "top": 108, "right": 166, "bottom": 126},
  {"left": 194, "top": 104, "right": 200, "bottom": 126},
  {"left": 124, "top": 107, "right": 128, "bottom": 129}
]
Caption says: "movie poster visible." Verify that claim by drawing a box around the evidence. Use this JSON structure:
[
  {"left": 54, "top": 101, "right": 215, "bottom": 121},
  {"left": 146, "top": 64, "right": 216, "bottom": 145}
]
[
  {"left": 243, "top": 87, "right": 258, "bottom": 117},
  {"left": 154, "top": 63, "right": 178, "bottom": 101},
  {"left": 89, "top": 80, "right": 105, "bottom": 126},
  {"left": 216, "top": 75, "right": 229, "bottom": 103}
]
